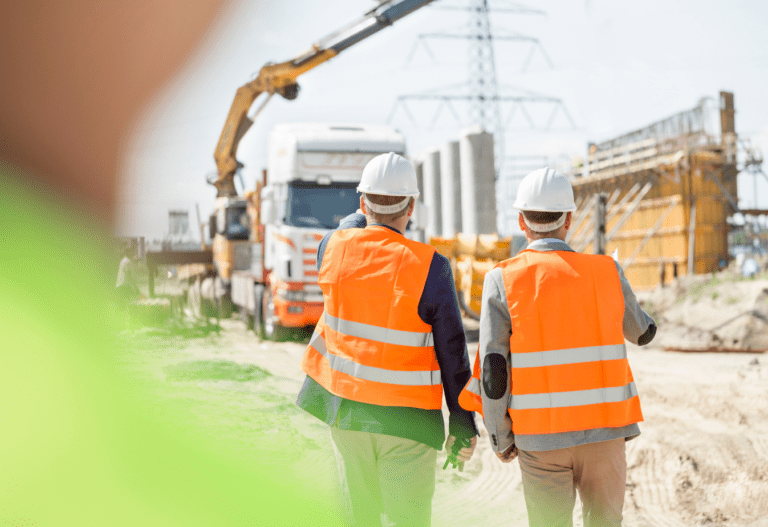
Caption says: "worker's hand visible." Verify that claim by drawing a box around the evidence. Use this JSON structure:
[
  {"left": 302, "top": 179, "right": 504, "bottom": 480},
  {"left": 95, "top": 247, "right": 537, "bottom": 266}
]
[
  {"left": 496, "top": 444, "right": 518, "bottom": 463},
  {"left": 445, "top": 435, "right": 478, "bottom": 463}
]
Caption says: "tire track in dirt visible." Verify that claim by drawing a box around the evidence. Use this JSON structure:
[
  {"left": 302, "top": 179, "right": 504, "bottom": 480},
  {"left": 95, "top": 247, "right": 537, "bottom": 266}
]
[
  {"left": 747, "top": 433, "right": 768, "bottom": 460},
  {"left": 432, "top": 342, "right": 526, "bottom": 526},
  {"left": 626, "top": 445, "right": 687, "bottom": 527},
  {"left": 433, "top": 429, "right": 523, "bottom": 526}
]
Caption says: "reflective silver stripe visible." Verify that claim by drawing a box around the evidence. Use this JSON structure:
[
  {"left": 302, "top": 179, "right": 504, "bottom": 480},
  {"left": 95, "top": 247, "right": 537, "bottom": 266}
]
[
  {"left": 310, "top": 331, "right": 441, "bottom": 386},
  {"left": 509, "top": 382, "right": 638, "bottom": 411},
  {"left": 465, "top": 377, "right": 481, "bottom": 396},
  {"left": 324, "top": 312, "right": 434, "bottom": 348},
  {"left": 511, "top": 343, "right": 627, "bottom": 369}
]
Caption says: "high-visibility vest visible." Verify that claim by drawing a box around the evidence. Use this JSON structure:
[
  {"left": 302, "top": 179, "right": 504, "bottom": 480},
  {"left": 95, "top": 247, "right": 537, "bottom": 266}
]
[
  {"left": 301, "top": 226, "right": 443, "bottom": 410},
  {"left": 459, "top": 249, "right": 643, "bottom": 435}
]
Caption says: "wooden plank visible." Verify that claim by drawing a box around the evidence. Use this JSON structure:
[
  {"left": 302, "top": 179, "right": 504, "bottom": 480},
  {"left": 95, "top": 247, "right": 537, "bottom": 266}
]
[
  {"left": 606, "top": 183, "right": 641, "bottom": 224},
  {"left": 566, "top": 193, "right": 598, "bottom": 244},
  {"left": 634, "top": 195, "right": 683, "bottom": 209},
  {"left": 705, "top": 169, "right": 739, "bottom": 213},
  {"left": 588, "top": 137, "right": 656, "bottom": 160},
  {"left": 146, "top": 250, "right": 213, "bottom": 266},
  {"left": 605, "top": 181, "right": 653, "bottom": 242},
  {"left": 628, "top": 256, "right": 689, "bottom": 265},
  {"left": 604, "top": 188, "right": 622, "bottom": 211},
  {"left": 623, "top": 196, "right": 682, "bottom": 268},
  {"left": 611, "top": 226, "right": 687, "bottom": 240},
  {"left": 687, "top": 198, "right": 697, "bottom": 275}
]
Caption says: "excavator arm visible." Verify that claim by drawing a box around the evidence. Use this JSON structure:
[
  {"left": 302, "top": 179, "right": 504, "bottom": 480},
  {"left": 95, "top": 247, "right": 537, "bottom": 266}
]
[{"left": 211, "top": 0, "right": 435, "bottom": 197}]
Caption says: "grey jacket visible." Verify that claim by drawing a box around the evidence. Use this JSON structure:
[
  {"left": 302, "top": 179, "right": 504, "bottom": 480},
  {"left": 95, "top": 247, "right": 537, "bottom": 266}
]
[{"left": 479, "top": 238, "right": 656, "bottom": 453}]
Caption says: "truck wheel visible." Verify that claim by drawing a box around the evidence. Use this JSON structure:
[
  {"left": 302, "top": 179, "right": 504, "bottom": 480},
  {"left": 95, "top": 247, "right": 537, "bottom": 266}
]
[{"left": 262, "top": 287, "right": 288, "bottom": 341}]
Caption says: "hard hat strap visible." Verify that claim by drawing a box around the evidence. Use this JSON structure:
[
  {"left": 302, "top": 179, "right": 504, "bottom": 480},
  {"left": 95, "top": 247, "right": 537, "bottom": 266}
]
[
  {"left": 363, "top": 195, "right": 410, "bottom": 215},
  {"left": 523, "top": 212, "right": 566, "bottom": 233}
]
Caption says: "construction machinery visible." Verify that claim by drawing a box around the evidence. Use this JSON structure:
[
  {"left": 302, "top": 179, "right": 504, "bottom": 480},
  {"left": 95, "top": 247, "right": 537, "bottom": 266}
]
[
  {"left": 229, "top": 123, "right": 408, "bottom": 339},
  {"left": 204, "top": 0, "right": 435, "bottom": 338}
]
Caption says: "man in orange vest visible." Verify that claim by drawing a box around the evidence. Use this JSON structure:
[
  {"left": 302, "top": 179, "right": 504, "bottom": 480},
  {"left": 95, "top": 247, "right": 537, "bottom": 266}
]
[
  {"left": 460, "top": 167, "right": 656, "bottom": 527},
  {"left": 297, "top": 152, "right": 479, "bottom": 526}
]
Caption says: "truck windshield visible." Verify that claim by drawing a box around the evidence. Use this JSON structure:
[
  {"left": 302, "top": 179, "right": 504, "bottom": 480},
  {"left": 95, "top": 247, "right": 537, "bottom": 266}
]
[{"left": 285, "top": 182, "right": 360, "bottom": 229}]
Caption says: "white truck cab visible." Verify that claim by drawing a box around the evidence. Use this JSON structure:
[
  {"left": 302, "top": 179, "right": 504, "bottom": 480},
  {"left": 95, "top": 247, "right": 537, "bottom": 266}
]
[{"left": 235, "top": 123, "right": 410, "bottom": 340}]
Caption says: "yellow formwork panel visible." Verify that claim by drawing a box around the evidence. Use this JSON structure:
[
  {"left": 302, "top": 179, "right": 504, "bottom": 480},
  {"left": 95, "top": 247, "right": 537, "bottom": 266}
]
[
  {"left": 571, "top": 151, "right": 733, "bottom": 290},
  {"left": 455, "top": 234, "right": 511, "bottom": 260},
  {"left": 429, "top": 237, "right": 456, "bottom": 259},
  {"left": 455, "top": 257, "right": 497, "bottom": 314},
  {"left": 431, "top": 233, "right": 514, "bottom": 316}
]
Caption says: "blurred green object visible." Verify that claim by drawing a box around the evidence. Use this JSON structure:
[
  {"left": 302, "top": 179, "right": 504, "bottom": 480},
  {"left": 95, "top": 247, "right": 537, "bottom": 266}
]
[
  {"left": 0, "top": 172, "right": 342, "bottom": 526},
  {"left": 442, "top": 437, "right": 471, "bottom": 471}
]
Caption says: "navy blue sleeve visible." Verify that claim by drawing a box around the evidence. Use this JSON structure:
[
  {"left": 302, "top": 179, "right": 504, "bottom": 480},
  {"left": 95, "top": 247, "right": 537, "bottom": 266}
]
[
  {"left": 317, "top": 212, "right": 367, "bottom": 270},
  {"left": 418, "top": 252, "right": 479, "bottom": 439}
]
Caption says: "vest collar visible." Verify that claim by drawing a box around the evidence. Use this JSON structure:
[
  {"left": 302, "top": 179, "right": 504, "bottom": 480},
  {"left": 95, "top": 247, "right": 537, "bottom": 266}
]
[
  {"left": 367, "top": 223, "right": 403, "bottom": 235},
  {"left": 526, "top": 238, "right": 574, "bottom": 252}
]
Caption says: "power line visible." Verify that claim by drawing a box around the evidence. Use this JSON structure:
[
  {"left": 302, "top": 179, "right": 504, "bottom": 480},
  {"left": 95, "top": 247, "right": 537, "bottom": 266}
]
[{"left": 388, "top": 0, "right": 574, "bottom": 177}]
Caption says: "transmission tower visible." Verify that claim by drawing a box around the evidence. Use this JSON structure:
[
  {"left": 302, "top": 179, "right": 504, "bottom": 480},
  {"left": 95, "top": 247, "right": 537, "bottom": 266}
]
[
  {"left": 467, "top": 0, "right": 502, "bottom": 142},
  {"left": 389, "top": 0, "right": 575, "bottom": 175}
]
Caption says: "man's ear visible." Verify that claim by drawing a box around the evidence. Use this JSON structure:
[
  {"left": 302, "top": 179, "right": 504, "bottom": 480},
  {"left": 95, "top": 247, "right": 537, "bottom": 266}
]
[
  {"left": 359, "top": 195, "right": 366, "bottom": 215},
  {"left": 564, "top": 211, "right": 572, "bottom": 230},
  {"left": 518, "top": 213, "right": 527, "bottom": 233},
  {"left": 407, "top": 197, "right": 416, "bottom": 217}
]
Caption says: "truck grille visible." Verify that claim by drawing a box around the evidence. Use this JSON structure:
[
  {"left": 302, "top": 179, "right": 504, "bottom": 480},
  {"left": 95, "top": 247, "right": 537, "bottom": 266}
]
[
  {"left": 303, "top": 283, "right": 324, "bottom": 303},
  {"left": 302, "top": 233, "right": 323, "bottom": 280}
]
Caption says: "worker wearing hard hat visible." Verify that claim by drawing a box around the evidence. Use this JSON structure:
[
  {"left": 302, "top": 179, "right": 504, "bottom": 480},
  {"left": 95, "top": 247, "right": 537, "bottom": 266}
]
[
  {"left": 297, "top": 152, "right": 479, "bottom": 526},
  {"left": 460, "top": 167, "right": 656, "bottom": 527}
]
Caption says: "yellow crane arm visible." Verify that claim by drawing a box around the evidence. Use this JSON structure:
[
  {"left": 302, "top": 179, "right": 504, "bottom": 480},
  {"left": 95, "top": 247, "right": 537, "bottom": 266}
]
[
  {"left": 212, "top": 50, "right": 337, "bottom": 197},
  {"left": 210, "top": 0, "right": 436, "bottom": 198}
]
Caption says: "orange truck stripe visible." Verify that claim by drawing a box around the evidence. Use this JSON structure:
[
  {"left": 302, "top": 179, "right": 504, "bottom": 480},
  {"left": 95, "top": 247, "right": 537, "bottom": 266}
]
[{"left": 273, "top": 233, "right": 295, "bottom": 249}]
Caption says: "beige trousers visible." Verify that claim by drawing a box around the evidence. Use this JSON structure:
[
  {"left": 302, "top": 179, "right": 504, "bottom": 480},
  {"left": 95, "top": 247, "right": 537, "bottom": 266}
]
[
  {"left": 517, "top": 438, "right": 627, "bottom": 527},
  {"left": 330, "top": 427, "right": 437, "bottom": 527}
]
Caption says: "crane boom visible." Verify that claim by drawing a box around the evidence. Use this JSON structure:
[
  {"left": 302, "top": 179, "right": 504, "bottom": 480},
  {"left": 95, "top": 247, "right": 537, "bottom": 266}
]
[{"left": 211, "top": 0, "right": 436, "bottom": 197}]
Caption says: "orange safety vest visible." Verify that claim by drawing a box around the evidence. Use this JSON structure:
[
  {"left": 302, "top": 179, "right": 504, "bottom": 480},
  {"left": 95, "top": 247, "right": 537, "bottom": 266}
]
[
  {"left": 459, "top": 249, "right": 643, "bottom": 435},
  {"left": 301, "top": 226, "right": 443, "bottom": 409}
]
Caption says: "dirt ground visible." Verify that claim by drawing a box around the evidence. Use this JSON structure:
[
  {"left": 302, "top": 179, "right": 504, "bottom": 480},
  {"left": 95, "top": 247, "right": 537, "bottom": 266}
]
[{"left": 121, "top": 274, "right": 768, "bottom": 527}]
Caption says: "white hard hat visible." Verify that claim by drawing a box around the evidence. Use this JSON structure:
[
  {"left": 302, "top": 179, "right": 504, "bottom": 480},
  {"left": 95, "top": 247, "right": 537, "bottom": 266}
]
[
  {"left": 513, "top": 167, "right": 576, "bottom": 213},
  {"left": 357, "top": 152, "right": 420, "bottom": 214}
]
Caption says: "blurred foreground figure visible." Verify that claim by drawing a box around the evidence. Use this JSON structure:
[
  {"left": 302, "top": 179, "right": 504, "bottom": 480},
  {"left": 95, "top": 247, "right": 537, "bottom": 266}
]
[
  {"left": 460, "top": 168, "right": 657, "bottom": 527},
  {"left": 116, "top": 246, "right": 140, "bottom": 307},
  {"left": 297, "top": 153, "right": 479, "bottom": 526},
  {"left": 0, "top": 1, "right": 343, "bottom": 525}
]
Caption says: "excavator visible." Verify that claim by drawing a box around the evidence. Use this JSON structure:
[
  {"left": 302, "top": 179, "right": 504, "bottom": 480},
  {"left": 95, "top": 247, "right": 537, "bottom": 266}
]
[{"left": 204, "top": 0, "right": 435, "bottom": 337}]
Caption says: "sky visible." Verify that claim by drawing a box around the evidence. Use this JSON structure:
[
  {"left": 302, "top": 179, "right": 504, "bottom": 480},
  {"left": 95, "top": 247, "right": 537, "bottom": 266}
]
[{"left": 118, "top": 0, "right": 768, "bottom": 242}]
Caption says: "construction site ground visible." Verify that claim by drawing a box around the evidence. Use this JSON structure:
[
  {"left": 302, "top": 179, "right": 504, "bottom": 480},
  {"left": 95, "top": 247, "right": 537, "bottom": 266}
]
[{"left": 120, "top": 272, "right": 768, "bottom": 527}]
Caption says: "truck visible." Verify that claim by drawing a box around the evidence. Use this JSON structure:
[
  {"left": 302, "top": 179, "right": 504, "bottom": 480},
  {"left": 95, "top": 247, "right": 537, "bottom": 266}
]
[
  {"left": 227, "top": 123, "right": 408, "bottom": 340},
  {"left": 200, "top": 0, "right": 436, "bottom": 338}
]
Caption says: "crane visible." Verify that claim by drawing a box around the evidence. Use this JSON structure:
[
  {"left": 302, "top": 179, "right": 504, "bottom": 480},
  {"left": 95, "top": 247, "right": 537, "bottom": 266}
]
[{"left": 209, "top": 0, "right": 436, "bottom": 198}]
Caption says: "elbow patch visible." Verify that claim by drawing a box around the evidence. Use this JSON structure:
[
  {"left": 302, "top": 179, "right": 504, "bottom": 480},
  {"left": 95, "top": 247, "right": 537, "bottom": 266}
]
[
  {"left": 637, "top": 323, "right": 657, "bottom": 346},
  {"left": 482, "top": 353, "right": 508, "bottom": 400}
]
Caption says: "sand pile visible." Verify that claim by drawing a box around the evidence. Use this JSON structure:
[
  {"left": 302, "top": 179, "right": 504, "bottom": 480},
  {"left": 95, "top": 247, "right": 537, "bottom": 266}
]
[{"left": 636, "top": 267, "right": 768, "bottom": 352}]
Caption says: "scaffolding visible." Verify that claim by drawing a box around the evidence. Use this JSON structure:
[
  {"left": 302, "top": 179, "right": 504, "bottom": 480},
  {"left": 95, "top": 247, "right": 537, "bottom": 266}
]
[{"left": 569, "top": 92, "right": 738, "bottom": 290}]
